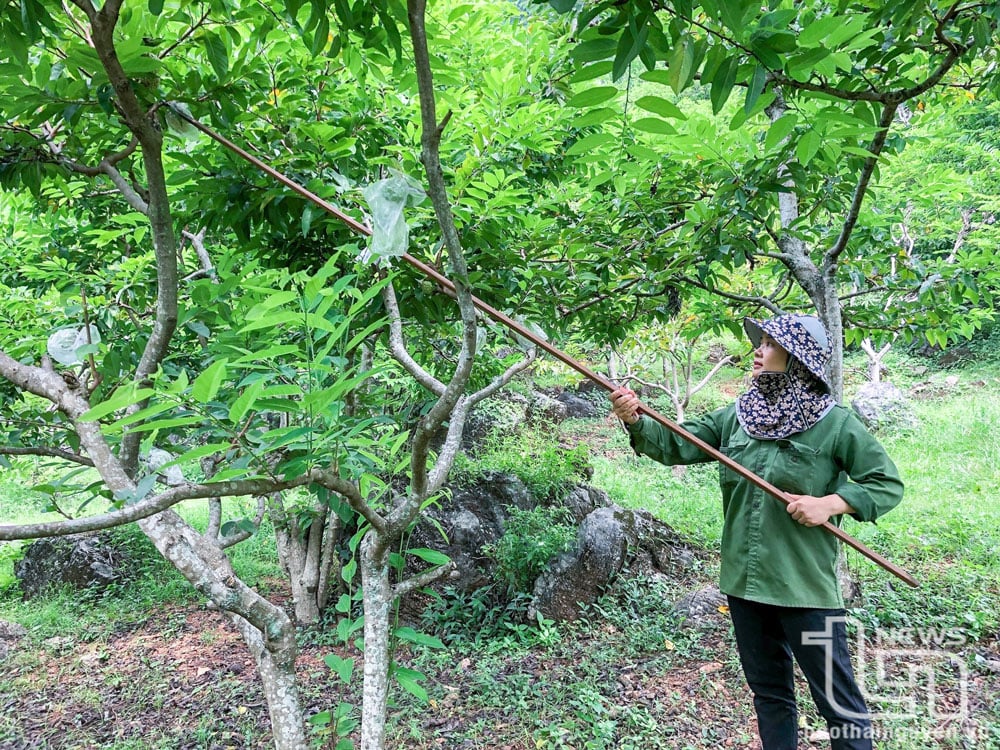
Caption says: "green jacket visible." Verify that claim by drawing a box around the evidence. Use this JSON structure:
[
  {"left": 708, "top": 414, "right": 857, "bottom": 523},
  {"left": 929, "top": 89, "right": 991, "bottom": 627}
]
[{"left": 627, "top": 404, "right": 904, "bottom": 609}]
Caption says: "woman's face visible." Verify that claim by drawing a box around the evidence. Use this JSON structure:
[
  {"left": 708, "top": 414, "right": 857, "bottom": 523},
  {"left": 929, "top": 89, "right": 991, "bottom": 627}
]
[{"left": 752, "top": 333, "right": 789, "bottom": 378}]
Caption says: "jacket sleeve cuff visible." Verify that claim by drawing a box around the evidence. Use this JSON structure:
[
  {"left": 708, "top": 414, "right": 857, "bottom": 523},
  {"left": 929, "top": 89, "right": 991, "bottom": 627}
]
[
  {"left": 834, "top": 481, "right": 876, "bottom": 523},
  {"left": 625, "top": 415, "right": 645, "bottom": 453}
]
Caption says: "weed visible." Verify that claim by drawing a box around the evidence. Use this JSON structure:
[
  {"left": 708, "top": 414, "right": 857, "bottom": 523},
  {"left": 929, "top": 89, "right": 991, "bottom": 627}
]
[
  {"left": 486, "top": 505, "right": 577, "bottom": 595},
  {"left": 453, "top": 431, "right": 592, "bottom": 501}
]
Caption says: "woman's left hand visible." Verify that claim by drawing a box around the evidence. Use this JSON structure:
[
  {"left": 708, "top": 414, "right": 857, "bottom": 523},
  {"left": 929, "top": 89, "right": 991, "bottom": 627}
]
[{"left": 785, "top": 493, "right": 853, "bottom": 526}]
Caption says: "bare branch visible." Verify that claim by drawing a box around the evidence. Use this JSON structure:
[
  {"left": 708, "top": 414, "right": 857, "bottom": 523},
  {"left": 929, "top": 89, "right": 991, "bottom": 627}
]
[
  {"left": 405, "top": 0, "right": 480, "bottom": 506},
  {"left": 182, "top": 227, "right": 216, "bottom": 279},
  {"left": 678, "top": 276, "right": 785, "bottom": 314},
  {"left": 466, "top": 349, "right": 537, "bottom": 408},
  {"left": 393, "top": 560, "right": 457, "bottom": 599},
  {"left": 382, "top": 280, "right": 445, "bottom": 395},
  {"left": 824, "top": 103, "right": 899, "bottom": 269},
  {"left": 0, "top": 446, "right": 94, "bottom": 467},
  {"left": 0, "top": 475, "right": 314, "bottom": 541},
  {"left": 689, "top": 355, "right": 739, "bottom": 396}
]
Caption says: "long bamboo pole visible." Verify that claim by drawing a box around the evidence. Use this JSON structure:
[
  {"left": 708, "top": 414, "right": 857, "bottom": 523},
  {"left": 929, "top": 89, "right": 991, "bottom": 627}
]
[{"left": 167, "top": 104, "right": 918, "bottom": 589}]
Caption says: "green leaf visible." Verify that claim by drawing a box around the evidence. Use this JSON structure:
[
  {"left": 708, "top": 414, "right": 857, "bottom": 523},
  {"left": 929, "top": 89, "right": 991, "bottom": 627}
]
[
  {"left": 80, "top": 386, "right": 156, "bottom": 422},
  {"left": 148, "top": 0, "right": 164, "bottom": 14},
  {"left": 571, "top": 37, "right": 618, "bottom": 64},
  {"left": 392, "top": 666, "right": 428, "bottom": 702},
  {"left": 566, "top": 86, "right": 619, "bottom": 108},
  {"left": 323, "top": 654, "right": 355, "bottom": 683},
  {"left": 744, "top": 64, "right": 766, "bottom": 113},
  {"left": 638, "top": 69, "right": 673, "bottom": 86},
  {"left": 635, "top": 95, "right": 686, "bottom": 120},
  {"left": 407, "top": 548, "right": 450, "bottom": 566},
  {"left": 228, "top": 379, "right": 265, "bottom": 425},
  {"left": 156, "top": 443, "right": 232, "bottom": 472},
  {"left": 569, "top": 61, "right": 614, "bottom": 83},
  {"left": 719, "top": 0, "right": 753, "bottom": 34},
  {"left": 114, "top": 415, "right": 204, "bottom": 434},
  {"left": 764, "top": 112, "right": 798, "bottom": 152},
  {"left": 710, "top": 55, "right": 738, "bottom": 115},
  {"left": 202, "top": 31, "right": 229, "bottom": 81},
  {"left": 308, "top": 711, "right": 331, "bottom": 727},
  {"left": 394, "top": 626, "right": 445, "bottom": 649},
  {"left": 613, "top": 20, "right": 649, "bottom": 81},
  {"left": 786, "top": 46, "right": 831, "bottom": 80},
  {"left": 572, "top": 107, "right": 617, "bottom": 128},
  {"left": 565, "top": 132, "right": 616, "bottom": 156},
  {"left": 341, "top": 557, "right": 357, "bottom": 584},
  {"left": 192, "top": 359, "right": 228, "bottom": 404},
  {"left": 795, "top": 129, "right": 822, "bottom": 166},
  {"left": 632, "top": 117, "right": 676, "bottom": 135},
  {"left": 301, "top": 203, "right": 316, "bottom": 237},
  {"left": 797, "top": 14, "right": 842, "bottom": 47},
  {"left": 667, "top": 38, "right": 695, "bottom": 94}
]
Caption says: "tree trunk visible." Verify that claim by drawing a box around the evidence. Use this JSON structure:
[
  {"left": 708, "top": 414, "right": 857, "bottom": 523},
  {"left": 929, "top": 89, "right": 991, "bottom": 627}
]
[
  {"left": 270, "top": 493, "right": 342, "bottom": 624},
  {"left": 135, "top": 510, "right": 308, "bottom": 750},
  {"left": 359, "top": 532, "right": 393, "bottom": 750},
  {"left": 231, "top": 615, "right": 307, "bottom": 750},
  {"left": 814, "top": 281, "right": 845, "bottom": 401}
]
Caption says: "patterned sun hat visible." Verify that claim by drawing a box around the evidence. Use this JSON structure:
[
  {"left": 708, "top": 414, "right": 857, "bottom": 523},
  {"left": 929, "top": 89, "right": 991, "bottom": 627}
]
[{"left": 743, "top": 315, "right": 833, "bottom": 393}]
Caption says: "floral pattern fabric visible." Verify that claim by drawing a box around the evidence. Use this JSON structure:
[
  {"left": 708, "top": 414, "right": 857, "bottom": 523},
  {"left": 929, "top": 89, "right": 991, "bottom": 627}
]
[{"left": 736, "top": 315, "right": 837, "bottom": 440}]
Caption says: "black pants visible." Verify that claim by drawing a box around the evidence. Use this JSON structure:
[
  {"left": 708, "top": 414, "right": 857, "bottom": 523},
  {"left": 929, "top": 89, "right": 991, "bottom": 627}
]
[{"left": 727, "top": 595, "right": 873, "bottom": 750}]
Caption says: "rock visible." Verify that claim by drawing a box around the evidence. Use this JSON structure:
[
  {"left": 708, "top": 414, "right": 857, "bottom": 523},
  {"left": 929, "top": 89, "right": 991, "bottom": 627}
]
[
  {"left": 555, "top": 391, "right": 600, "bottom": 419},
  {"left": 851, "top": 381, "right": 916, "bottom": 431},
  {"left": 530, "top": 505, "right": 695, "bottom": 622},
  {"left": 530, "top": 507, "right": 628, "bottom": 622},
  {"left": 560, "top": 484, "right": 611, "bottom": 523},
  {"left": 460, "top": 391, "right": 531, "bottom": 452},
  {"left": 14, "top": 533, "right": 126, "bottom": 599},
  {"left": 672, "top": 585, "right": 728, "bottom": 625},
  {"left": 975, "top": 654, "right": 1000, "bottom": 674},
  {"left": 0, "top": 620, "right": 27, "bottom": 640},
  {"left": 808, "top": 729, "right": 831, "bottom": 743},
  {"left": 528, "top": 392, "right": 568, "bottom": 423}
]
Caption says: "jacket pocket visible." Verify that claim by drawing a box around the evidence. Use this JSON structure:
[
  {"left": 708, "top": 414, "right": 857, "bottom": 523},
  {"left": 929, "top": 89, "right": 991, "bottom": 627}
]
[
  {"left": 770, "top": 439, "right": 825, "bottom": 495},
  {"left": 720, "top": 435, "right": 751, "bottom": 490}
]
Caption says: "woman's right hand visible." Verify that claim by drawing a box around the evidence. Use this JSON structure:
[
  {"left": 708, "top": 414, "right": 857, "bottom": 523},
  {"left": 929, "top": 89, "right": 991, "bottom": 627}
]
[{"left": 610, "top": 386, "right": 641, "bottom": 425}]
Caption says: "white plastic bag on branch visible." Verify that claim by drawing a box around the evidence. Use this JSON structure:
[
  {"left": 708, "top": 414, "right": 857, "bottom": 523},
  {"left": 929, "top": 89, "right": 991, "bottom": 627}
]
[
  {"left": 512, "top": 317, "right": 548, "bottom": 353},
  {"left": 47, "top": 325, "right": 101, "bottom": 366},
  {"left": 359, "top": 171, "right": 426, "bottom": 262}
]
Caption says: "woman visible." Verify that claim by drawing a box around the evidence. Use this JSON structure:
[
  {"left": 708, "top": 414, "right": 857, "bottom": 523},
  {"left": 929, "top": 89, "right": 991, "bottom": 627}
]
[{"left": 609, "top": 314, "right": 903, "bottom": 750}]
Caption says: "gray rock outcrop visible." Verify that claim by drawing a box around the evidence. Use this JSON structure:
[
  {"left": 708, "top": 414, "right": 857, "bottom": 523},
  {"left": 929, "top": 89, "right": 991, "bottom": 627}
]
[
  {"left": 851, "top": 381, "right": 917, "bottom": 431},
  {"left": 530, "top": 504, "right": 695, "bottom": 621},
  {"left": 14, "top": 533, "right": 125, "bottom": 599}
]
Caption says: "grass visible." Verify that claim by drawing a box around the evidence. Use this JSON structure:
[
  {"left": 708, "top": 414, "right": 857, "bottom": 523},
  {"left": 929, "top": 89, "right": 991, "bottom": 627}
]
[{"left": 0, "top": 489, "right": 282, "bottom": 639}]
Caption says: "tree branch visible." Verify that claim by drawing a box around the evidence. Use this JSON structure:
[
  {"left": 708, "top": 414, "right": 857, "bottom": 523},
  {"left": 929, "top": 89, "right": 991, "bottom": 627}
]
[
  {"left": 393, "top": 560, "right": 457, "bottom": 599},
  {"left": 0, "top": 475, "right": 310, "bottom": 541},
  {"left": 677, "top": 276, "right": 785, "bottom": 313},
  {"left": 823, "top": 102, "right": 899, "bottom": 269},
  {"left": 0, "top": 446, "right": 94, "bottom": 467},
  {"left": 381, "top": 280, "right": 445, "bottom": 396},
  {"left": 405, "top": 0, "right": 479, "bottom": 509}
]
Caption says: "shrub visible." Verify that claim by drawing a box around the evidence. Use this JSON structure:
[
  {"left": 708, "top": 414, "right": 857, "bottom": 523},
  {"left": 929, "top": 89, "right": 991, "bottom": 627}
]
[{"left": 487, "top": 505, "right": 577, "bottom": 596}]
